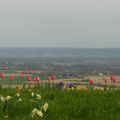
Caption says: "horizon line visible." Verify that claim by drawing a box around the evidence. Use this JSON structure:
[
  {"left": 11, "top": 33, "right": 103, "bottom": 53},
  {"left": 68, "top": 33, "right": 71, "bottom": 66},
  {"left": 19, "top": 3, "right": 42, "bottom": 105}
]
[{"left": 0, "top": 47, "right": 120, "bottom": 49}]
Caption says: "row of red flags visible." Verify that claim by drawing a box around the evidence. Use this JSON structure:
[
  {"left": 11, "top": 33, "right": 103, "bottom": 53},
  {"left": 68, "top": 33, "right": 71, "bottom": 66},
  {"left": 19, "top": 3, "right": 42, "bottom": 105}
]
[
  {"left": 89, "top": 75, "right": 117, "bottom": 85},
  {"left": 0, "top": 72, "right": 56, "bottom": 82},
  {"left": 0, "top": 72, "right": 117, "bottom": 84}
]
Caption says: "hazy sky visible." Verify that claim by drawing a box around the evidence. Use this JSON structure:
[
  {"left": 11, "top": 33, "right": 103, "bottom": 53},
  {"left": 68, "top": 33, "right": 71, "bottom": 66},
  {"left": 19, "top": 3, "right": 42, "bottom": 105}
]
[{"left": 0, "top": 0, "right": 120, "bottom": 48}]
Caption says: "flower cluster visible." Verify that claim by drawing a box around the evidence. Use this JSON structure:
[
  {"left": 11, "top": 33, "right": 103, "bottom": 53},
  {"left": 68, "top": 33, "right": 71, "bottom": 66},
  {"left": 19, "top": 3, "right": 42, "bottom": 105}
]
[
  {"left": 0, "top": 95, "right": 12, "bottom": 102},
  {"left": 31, "top": 102, "right": 48, "bottom": 119},
  {"left": 31, "top": 108, "right": 43, "bottom": 118},
  {"left": 31, "top": 92, "right": 41, "bottom": 100},
  {"left": 15, "top": 93, "right": 22, "bottom": 103},
  {"left": 0, "top": 90, "right": 48, "bottom": 119},
  {"left": 36, "top": 94, "right": 42, "bottom": 100}
]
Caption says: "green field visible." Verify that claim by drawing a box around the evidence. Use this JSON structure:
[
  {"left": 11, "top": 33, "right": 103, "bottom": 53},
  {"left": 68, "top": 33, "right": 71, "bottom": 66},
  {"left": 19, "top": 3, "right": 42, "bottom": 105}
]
[{"left": 0, "top": 85, "right": 120, "bottom": 120}]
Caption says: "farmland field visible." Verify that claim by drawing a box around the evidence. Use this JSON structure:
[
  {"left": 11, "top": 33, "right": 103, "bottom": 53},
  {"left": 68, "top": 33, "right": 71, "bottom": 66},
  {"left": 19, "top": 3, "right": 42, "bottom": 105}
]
[
  {"left": 0, "top": 48, "right": 120, "bottom": 120},
  {"left": 0, "top": 84, "right": 120, "bottom": 120}
]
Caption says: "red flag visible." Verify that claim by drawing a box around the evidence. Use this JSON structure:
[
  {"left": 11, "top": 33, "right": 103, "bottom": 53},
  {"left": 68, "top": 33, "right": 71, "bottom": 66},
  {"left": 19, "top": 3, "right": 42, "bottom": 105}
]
[
  {"left": 10, "top": 74, "right": 14, "bottom": 81},
  {"left": 111, "top": 75, "right": 116, "bottom": 82},
  {"left": 28, "top": 75, "right": 32, "bottom": 81},
  {"left": 0, "top": 72, "right": 5, "bottom": 79},
  {"left": 89, "top": 79, "right": 94, "bottom": 85},
  {"left": 51, "top": 74, "right": 56, "bottom": 80},
  {"left": 21, "top": 73, "right": 25, "bottom": 79},
  {"left": 36, "top": 76, "right": 40, "bottom": 81},
  {"left": 47, "top": 75, "right": 51, "bottom": 81}
]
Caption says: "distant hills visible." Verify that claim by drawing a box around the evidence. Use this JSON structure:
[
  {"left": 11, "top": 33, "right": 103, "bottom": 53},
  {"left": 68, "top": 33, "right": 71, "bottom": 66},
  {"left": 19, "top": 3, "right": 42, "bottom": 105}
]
[{"left": 0, "top": 48, "right": 119, "bottom": 58}]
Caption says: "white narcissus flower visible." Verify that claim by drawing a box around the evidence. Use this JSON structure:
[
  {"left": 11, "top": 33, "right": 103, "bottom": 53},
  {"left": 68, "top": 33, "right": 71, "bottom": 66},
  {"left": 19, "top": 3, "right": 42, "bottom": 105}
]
[
  {"left": 43, "top": 102, "right": 48, "bottom": 112},
  {"left": 31, "top": 92, "right": 34, "bottom": 97},
  {"left": 31, "top": 108, "right": 43, "bottom": 118},
  {"left": 36, "top": 94, "right": 41, "bottom": 100},
  {"left": 0, "top": 96, "right": 5, "bottom": 102},
  {"left": 18, "top": 98, "right": 22, "bottom": 102},
  {"left": 71, "top": 87, "right": 74, "bottom": 90},
  {"left": 37, "top": 111, "right": 43, "bottom": 118},
  {"left": 4, "top": 115, "right": 8, "bottom": 118},
  {"left": 31, "top": 108, "right": 39, "bottom": 118},
  {"left": 5, "top": 96, "right": 12, "bottom": 101},
  {"left": 32, "top": 108, "right": 39, "bottom": 114},
  {"left": 16, "top": 93, "right": 20, "bottom": 97}
]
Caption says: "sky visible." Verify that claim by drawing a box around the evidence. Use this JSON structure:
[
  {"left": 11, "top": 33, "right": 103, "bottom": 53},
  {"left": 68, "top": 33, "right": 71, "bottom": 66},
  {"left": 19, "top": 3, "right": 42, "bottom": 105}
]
[{"left": 0, "top": 0, "right": 120, "bottom": 48}]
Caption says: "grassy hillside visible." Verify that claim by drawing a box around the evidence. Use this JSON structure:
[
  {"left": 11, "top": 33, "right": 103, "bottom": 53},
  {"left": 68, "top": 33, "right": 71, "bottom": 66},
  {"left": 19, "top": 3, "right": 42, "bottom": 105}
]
[{"left": 0, "top": 85, "right": 120, "bottom": 120}]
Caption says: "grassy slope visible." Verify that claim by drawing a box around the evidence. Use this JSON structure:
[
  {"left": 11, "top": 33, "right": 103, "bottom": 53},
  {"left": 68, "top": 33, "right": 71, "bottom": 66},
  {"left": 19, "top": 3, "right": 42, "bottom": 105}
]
[{"left": 0, "top": 87, "right": 120, "bottom": 120}]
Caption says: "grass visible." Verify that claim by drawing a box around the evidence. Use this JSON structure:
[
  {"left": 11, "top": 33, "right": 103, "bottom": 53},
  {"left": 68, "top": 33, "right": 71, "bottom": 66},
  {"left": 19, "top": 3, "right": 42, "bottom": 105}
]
[{"left": 0, "top": 85, "right": 120, "bottom": 120}]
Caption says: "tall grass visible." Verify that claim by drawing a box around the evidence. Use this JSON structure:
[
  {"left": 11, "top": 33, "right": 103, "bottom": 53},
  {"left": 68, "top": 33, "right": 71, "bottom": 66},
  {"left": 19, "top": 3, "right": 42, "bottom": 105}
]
[{"left": 0, "top": 85, "right": 120, "bottom": 120}]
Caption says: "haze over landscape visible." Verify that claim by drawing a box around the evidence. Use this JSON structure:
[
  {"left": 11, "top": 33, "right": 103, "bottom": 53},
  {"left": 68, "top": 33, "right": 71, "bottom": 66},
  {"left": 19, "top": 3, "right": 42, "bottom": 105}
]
[
  {"left": 0, "top": 0, "right": 120, "bottom": 48},
  {"left": 0, "top": 48, "right": 119, "bottom": 58},
  {"left": 0, "top": 1, "right": 120, "bottom": 120}
]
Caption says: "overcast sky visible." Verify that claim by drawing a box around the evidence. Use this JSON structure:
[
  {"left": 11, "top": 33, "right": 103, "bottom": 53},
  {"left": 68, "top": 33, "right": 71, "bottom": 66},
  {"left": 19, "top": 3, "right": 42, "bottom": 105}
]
[{"left": 0, "top": 0, "right": 120, "bottom": 48}]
